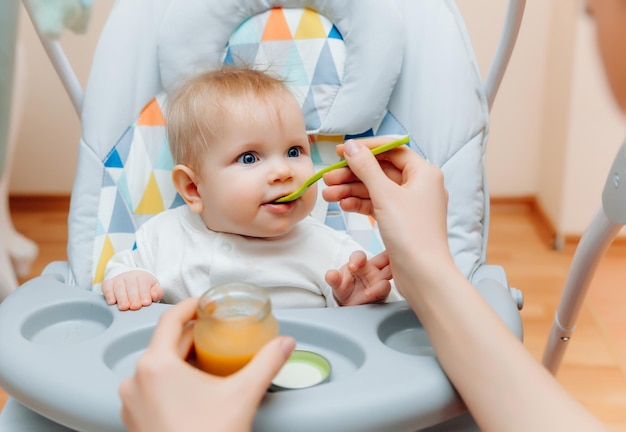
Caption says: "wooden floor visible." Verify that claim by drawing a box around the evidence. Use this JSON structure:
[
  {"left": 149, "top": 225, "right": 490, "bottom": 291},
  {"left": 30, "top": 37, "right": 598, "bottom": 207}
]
[{"left": 2, "top": 199, "right": 626, "bottom": 430}]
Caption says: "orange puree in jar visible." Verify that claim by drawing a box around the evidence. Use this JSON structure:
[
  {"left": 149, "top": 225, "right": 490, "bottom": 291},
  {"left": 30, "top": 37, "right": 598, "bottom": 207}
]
[{"left": 193, "top": 284, "right": 279, "bottom": 376}]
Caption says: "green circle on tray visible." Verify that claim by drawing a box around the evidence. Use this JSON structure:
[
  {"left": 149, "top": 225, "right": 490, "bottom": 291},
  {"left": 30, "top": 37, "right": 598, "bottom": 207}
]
[{"left": 270, "top": 350, "right": 331, "bottom": 391}]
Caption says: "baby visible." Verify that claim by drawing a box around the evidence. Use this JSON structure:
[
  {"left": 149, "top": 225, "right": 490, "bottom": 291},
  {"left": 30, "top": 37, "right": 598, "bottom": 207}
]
[{"left": 102, "top": 67, "right": 398, "bottom": 310}]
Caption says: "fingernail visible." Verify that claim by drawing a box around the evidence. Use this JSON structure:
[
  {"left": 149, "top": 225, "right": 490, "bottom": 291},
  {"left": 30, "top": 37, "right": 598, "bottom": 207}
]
[
  {"left": 344, "top": 140, "right": 360, "bottom": 157},
  {"left": 281, "top": 337, "right": 296, "bottom": 356}
]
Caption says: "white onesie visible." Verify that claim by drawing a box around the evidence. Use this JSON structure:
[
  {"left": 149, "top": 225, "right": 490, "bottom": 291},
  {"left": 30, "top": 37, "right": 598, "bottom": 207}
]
[{"left": 104, "top": 205, "right": 398, "bottom": 308}]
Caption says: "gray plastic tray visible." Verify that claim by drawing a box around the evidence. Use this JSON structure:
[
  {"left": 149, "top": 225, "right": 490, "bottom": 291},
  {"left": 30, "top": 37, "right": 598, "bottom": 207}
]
[{"left": 0, "top": 275, "right": 521, "bottom": 431}]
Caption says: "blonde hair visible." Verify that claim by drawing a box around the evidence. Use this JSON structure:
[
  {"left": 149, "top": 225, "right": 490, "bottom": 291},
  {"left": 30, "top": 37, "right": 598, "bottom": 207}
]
[{"left": 166, "top": 67, "right": 291, "bottom": 172}]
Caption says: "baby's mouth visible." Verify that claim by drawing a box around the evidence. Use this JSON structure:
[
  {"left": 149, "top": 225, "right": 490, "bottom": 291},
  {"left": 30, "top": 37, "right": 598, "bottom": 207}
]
[
  {"left": 267, "top": 193, "right": 295, "bottom": 205},
  {"left": 263, "top": 198, "right": 296, "bottom": 211}
]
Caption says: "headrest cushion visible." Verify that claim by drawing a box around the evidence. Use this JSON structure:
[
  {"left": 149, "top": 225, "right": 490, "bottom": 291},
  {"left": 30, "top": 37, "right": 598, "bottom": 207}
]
[{"left": 158, "top": 0, "right": 405, "bottom": 135}]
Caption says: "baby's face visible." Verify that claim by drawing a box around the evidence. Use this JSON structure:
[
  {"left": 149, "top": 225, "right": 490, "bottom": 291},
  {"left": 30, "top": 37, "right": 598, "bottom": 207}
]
[{"left": 194, "top": 92, "right": 317, "bottom": 238}]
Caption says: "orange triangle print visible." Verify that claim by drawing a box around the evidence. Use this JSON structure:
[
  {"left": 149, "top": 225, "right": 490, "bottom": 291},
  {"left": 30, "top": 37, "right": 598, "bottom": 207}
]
[
  {"left": 294, "top": 8, "right": 326, "bottom": 39},
  {"left": 137, "top": 98, "right": 166, "bottom": 126},
  {"left": 262, "top": 8, "right": 292, "bottom": 41},
  {"left": 368, "top": 215, "right": 376, "bottom": 227}
]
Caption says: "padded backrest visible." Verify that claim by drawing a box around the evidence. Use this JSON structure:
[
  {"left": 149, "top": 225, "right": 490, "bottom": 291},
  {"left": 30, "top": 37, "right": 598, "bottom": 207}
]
[{"left": 69, "top": 0, "right": 489, "bottom": 290}]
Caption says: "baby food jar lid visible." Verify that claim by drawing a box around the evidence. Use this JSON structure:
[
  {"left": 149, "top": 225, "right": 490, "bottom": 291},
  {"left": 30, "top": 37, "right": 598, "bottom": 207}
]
[{"left": 270, "top": 350, "right": 331, "bottom": 391}]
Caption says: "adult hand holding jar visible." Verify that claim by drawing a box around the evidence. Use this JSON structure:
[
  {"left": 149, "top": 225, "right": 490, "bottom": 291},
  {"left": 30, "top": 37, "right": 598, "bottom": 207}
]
[{"left": 118, "top": 297, "right": 295, "bottom": 432}]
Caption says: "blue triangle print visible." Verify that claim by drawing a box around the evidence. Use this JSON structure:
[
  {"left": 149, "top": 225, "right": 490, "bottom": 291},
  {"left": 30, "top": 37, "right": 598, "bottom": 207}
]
[
  {"left": 302, "top": 89, "right": 321, "bottom": 131},
  {"left": 115, "top": 126, "right": 134, "bottom": 164},
  {"left": 109, "top": 191, "right": 136, "bottom": 234},
  {"left": 375, "top": 114, "right": 424, "bottom": 158},
  {"left": 230, "top": 18, "right": 261, "bottom": 45},
  {"left": 283, "top": 43, "right": 309, "bottom": 86},
  {"left": 169, "top": 193, "right": 186, "bottom": 210},
  {"left": 223, "top": 47, "right": 234, "bottom": 65},
  {"left": 328, "top": 201, "right": 340, "bottom": 211},
  {"left": 375, "top": 112, "right": 400, "bottom": 135},
  {"left": 228, "top": 43, "right": 260, "bottom": 66},
  {"left": 103, "top": 170, "right": 116, "bottom": 187},
  {"left": 95, "top": 219, "right": 106, "bottom": 236},
  {"left": 104, "top": 149, "right": 123, "bottom": 168},
  {"left": 115, "top": 171, "right": 134, "bottom": 210},
  {"left": 325, "top": 214, "right": 346, "bottom": 231},
  {"left": 324, "top": 201, "right": 347, "bottom": 230},
  {"left": 310, "top": 41, "right": 340, "bottom": 86},
  {"left": 154, "top": 137, "right": 174, "bottom": 170},
  {"left": 328, "top": 25, "right": 342, "bottom": 40},
  {"left": 368, "top": 234, "right": 384, "bottom": 255}
]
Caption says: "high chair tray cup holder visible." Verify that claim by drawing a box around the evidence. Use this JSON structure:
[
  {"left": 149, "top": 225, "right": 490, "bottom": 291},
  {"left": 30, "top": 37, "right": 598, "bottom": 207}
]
[{"left": 0, "top": 276, "right": 521, "bottom": 431}]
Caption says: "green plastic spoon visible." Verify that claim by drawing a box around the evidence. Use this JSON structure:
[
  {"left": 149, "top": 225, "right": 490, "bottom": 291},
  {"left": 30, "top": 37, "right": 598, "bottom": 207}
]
[{"left": 272, "top": 135, "right": 410, "bottom": 204}]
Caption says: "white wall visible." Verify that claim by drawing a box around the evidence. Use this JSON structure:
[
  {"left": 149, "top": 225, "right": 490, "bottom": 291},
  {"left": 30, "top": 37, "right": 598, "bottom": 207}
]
[
  {"left": 558, "top": 12, "right": 626, "bottom": 236},
  {"left": 458, "top": 0, "right": 552, "bottom": 198},
  {"left": 461, "top": 0, "right": 625, "bottom": 238},
  {"left": 8, "top": 0, "right": 114, "bottom": 194},
  {"left": 8, "top": 0, "right": 626, "bottom": 237}
]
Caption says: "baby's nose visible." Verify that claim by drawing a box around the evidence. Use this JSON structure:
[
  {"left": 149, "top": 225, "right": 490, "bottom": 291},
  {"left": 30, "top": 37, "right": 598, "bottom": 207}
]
[{"left": 270, "top": 161, "right": 295, "bottom": 183}]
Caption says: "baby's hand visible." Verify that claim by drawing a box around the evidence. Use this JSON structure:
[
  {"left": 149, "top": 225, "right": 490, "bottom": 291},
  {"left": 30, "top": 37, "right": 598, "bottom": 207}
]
[
  {"left": 102, "top": 270, "right": 164, "bottom": 311},
  {"left": 325, "top": 251, "right": 392, "bottom": 306}
]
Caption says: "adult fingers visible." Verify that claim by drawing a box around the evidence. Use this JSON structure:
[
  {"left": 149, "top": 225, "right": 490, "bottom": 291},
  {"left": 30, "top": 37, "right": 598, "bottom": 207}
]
[
  {"left": 236, "top": 336, "right": 295, "bottom": 398},
  {"left": 146, "top": 298, "right": 198, "bottom": 357},
  {"left": 341, "top": 140, "right": 401, "bottom": 197},
  {"left": 324, "top": 136, "right": 408, "bottom": 189},
  {"left": 322, "top": 164, "right": 361, "bottom": 187}
]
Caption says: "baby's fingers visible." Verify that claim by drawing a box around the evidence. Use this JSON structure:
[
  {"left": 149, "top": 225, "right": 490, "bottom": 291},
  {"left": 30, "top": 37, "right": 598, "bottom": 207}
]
[
  {"left": 126, "top": 284, "right": 144, "bottom": 310},
  {"left": 325, "top": 269, "right": 342, "bottom": 292},
  {"left": 325, "top": 269, "right": 351, "bottom": 305},
  {"left": 347, "top": 280, "right": 391, "bottom": 306},
  {"left": 151, "top": 284, "right": 165, "bottom": 303},
  {"left": 101, "top": 280, "right": 118, "bottom": 305},
  {"left": 364, "top": 280, "right": 392, "bottom": 303},
  {"left": 347, "top": 251, "right": 368, "bottom": 272},
  {"left": 112, "top": 282, "right": 131, "bottom": 311}
]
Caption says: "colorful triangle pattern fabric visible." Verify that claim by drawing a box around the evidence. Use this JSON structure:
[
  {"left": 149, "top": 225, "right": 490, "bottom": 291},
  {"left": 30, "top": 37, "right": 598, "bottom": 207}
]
[
  {"left": 92, "top": 93, "right": 183, "bottom": 285},
  {"left": 224, "top": 7, "right": 346, "bottom": 132}
]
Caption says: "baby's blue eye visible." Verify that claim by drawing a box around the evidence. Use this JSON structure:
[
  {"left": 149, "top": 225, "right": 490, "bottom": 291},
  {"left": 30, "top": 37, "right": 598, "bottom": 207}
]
[
  {"left": 287, "top": 147, "right": 301, "bottom": 158},
  {"left": 237, "top": 152, "right": 258, "bottom": 164}
]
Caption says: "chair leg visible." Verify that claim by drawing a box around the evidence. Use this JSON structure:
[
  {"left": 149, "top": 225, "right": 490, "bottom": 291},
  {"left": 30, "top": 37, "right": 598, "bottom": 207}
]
[
  {"left": 0, "top": 243, "right": 18, "bottom": 301},
  {"left": 0, "top": 166, "right": 38, "bottom": 286},
  {"left": 0, "top": 23, "right": 39, "bottom": 294}
]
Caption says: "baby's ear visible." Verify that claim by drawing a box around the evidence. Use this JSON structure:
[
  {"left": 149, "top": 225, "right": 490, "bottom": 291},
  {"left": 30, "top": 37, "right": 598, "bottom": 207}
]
[{"left": 172, "top": 165, "right": 204, "bottom": 213}]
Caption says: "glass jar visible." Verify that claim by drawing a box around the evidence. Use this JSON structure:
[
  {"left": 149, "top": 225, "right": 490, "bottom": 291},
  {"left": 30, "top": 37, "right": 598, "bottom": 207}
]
[{"left": 193, "top": 282, "right": 279, "bottom": 376}]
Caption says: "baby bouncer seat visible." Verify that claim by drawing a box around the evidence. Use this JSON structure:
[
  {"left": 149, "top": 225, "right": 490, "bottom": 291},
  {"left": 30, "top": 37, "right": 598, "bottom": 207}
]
[{"left": 0, "top": 0, "right": 525, "bottom": 430}]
